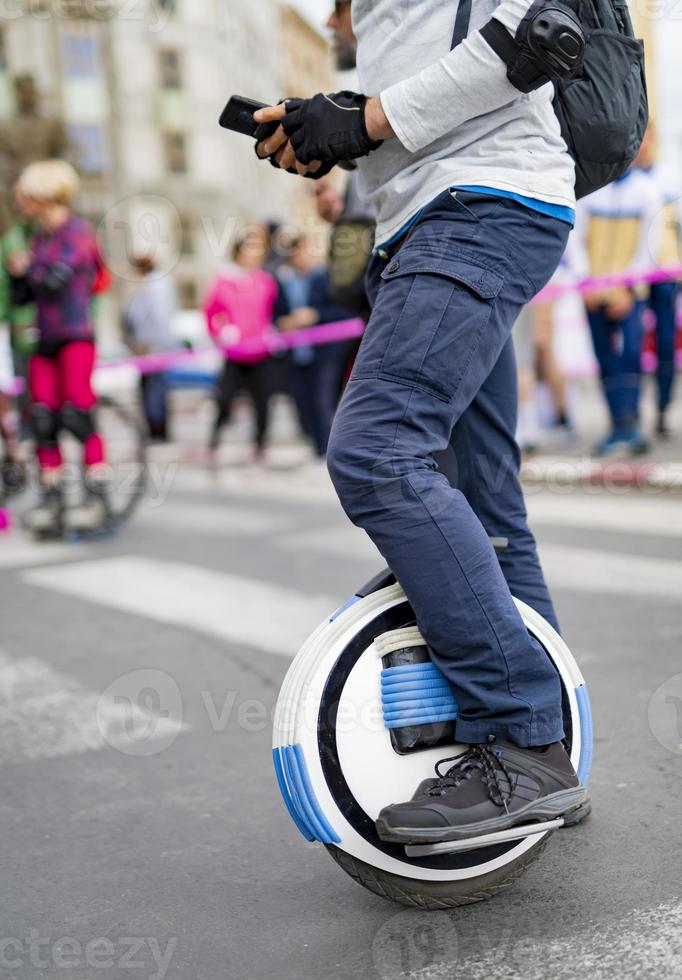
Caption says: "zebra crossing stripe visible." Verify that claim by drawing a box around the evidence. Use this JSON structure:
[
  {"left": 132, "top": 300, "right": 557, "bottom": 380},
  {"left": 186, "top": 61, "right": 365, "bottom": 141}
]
[
  {"left": 22, "top": 556, "right": 337, "bottom": 659},
  {"left": 0, "top": 651, "right": 187, "bottom": 766}
]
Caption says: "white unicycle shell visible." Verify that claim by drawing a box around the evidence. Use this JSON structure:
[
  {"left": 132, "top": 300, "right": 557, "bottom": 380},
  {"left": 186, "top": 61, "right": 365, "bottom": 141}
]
[{"left": 273, "top": 574, "right": 593, "bottom": 907}]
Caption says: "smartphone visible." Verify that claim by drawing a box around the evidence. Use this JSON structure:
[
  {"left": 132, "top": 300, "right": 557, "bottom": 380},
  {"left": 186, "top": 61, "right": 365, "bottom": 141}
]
[{"left": 219, "top": 95, "right": 279, "bottom": 141}]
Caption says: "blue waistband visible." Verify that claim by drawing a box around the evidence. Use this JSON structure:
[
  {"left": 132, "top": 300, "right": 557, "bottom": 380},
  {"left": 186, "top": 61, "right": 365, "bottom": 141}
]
[
  {"left": 455, "top": 185, "right": 576, "bottom": 226},
  {"left": 375, "top": 184, "right": 575, "bottom": 253}
]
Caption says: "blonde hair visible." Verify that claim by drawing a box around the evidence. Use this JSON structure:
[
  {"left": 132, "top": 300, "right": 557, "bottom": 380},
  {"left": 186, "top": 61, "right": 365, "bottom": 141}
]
[{"left": 17, "top": 159, "right": 80, "bottom": 207}]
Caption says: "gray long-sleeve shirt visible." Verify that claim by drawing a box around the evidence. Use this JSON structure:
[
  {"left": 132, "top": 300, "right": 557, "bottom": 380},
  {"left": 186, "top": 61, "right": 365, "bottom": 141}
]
[{"left": 353, "top": 0, "right": 576, "bottom": 245}]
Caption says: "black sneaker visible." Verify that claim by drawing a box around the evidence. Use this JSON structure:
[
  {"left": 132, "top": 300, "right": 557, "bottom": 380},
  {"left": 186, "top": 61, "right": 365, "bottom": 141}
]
[
  {"left": 656, "top": 412, "right": 671, "bottom": 440},
  {"left": 375, "top": 741, "right": 588, "bottom": 844}
]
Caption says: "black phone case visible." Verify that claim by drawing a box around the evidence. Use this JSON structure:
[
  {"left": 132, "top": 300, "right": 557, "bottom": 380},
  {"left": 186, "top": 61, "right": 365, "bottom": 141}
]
[{"left": 219, "top": 97, "right": 279, "bottom": 141}]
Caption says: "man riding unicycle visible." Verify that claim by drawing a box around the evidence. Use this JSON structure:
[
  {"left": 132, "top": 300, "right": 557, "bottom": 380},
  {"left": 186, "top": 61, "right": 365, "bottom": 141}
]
[{"left": 254, "top": 0, "right": 645, "bottom": 846}]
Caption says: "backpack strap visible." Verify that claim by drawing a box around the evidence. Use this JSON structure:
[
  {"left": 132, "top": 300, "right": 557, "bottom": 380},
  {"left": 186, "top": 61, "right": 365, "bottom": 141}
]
[
  {"left": 451, "top": 0, "right": 473, "bottom": 48},
  {"left": 479, "top": 18, "right": 519, "bottom": 63}
]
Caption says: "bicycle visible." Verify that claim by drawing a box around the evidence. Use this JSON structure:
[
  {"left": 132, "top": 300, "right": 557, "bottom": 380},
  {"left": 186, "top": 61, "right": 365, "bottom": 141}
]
[{"left": 0, "top": 391, "right": 147, "bottom": 540}]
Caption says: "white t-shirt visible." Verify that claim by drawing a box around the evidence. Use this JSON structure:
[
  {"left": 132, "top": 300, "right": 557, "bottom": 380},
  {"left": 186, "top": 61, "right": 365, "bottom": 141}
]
[{"left": 352, "top": 0, "right": 576, "bottom": 245}]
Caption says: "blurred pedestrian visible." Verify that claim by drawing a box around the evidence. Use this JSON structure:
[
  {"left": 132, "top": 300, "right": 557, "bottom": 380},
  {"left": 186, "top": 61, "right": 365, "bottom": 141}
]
[
  {"left": 635, "top": 126, "right": 680, "bottom": 439},
  {"left": 571, "top": 165, "right": 663, "bottom": 456},
  {"left": 0, "top": 183, "right": 38, "bottom": 429},
  {"left": 10, "top": 159, "right": 110, "bottom": 534},
  {"left": 513, "top": 305, "right": 541, "bottom": 454},
  {"left": 315, "top": 0, "right": 376, "bottom": 403},
  {"left": 0, "top": 319, "right": 20, "bottom": 489},
  {"left": 203, "top": 226, "right": 278, "bottom": 461},
  {"left": 532, "top": 297, "right": 572, "bottom": 435},
  {"left": 276, "top": 237, "right": 350, "bottom": 458},
  {"left": 514, "top": 296, "right": 573, "bottom": 455},
  {"left": 123, "top": 255, "right": 179, "bottom": 442}
]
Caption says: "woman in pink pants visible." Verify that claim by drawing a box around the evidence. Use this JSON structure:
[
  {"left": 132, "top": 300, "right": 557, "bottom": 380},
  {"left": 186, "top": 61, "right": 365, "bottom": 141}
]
[{"left": 10, "top": 161, "right": 109, "bottom": 534}]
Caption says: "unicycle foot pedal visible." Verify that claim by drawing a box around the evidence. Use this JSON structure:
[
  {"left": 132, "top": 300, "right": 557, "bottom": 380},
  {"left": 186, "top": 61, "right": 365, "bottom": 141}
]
[
  {"left": 561, "top": 798, "right": 592, "bottom": 827},
  {"left": 404, "top": 818, "right": 565, "bottom": 856}
]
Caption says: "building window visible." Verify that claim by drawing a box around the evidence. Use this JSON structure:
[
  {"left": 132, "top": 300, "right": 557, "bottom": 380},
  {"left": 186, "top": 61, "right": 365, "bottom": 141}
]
[
  {"left": 163, "top": 131, "right": 188, "bottom": 174},
  {"left": 178, "top": 213, "right": 195, "bottom": 255},
  {"left": 178, "top": 279, "right": 198, "bottom": 310},
  {"left": 60, "top": 31, "right": 99, "bottom": 79},
  {"left": 0, "top": 28, "right": 7, "bottom": 71},
  {"left": 157, "top": 0, "right": 177, "bottom": 12},
  {"left": 59, "top": 23, "right": 111, "bottom": 174},
  {"left": 159, "top": 47, "right": 182, "bottom": 90},
  {"left": 67, "top": 123, "right": 109, "bottom": 174}
]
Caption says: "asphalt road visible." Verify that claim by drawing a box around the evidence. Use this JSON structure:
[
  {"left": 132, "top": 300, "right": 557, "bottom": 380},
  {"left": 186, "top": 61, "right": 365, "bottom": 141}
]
[{"left": 1, "top": 451, "right": 682, "bottom": 980}]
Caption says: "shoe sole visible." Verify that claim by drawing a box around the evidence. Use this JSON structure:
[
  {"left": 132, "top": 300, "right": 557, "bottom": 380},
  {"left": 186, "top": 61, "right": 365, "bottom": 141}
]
[{"left": 376, "top": 786, "right": 589, "bottom": 845}]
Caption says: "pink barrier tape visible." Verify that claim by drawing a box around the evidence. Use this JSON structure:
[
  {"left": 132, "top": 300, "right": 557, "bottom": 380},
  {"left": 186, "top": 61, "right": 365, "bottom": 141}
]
[
  {"left": 96, "top": 346, "right": 210, "bottom": 376},
  {"left": 3, "top": 377, "right": 24, "bottom": 396},
  {"left": 535, "top": 264, "right": 682, "bottom": 303},
  {"left": 2, "top": 263, "right": 681, "bottom": 391},
  {"left": 1, "top": 317, "right": 366, "bottom": 392},
  {"left": 95, "top": 318, "right": 365, "bottom": 376},
  {"left": 222, "top": 316, "right": 365, "bottom": 360}
]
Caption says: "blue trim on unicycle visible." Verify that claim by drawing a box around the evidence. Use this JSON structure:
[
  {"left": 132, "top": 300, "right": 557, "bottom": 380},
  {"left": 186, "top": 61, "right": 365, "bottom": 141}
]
[
  {"left": 381, "top": 661, "right": 458, "bottom": 730},
  {"left": 329, "top": 595, "right": 361, "bottom": 622},
  {"left": 273, "top": 748, "right": 315, "bottom": 841},
  {"left": 273, "top": 745, "right": 341, "bottom": 845},
  {"left": 575, "top": 684, "right": 593, "bottom": 785}
]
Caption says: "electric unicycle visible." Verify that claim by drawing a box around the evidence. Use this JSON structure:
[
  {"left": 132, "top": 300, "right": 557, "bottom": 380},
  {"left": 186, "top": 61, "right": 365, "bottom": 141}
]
[{"left": 273, "top": 551, "right": 593, "bottom": 909}]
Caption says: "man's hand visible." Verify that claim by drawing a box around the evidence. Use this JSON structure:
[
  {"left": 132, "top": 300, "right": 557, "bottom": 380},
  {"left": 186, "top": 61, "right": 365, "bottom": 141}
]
[
  {"left": 254, "top": 103, "right": 328, "bottom": 178},
  {"left": 604, "top": 287, "right": 635, "bottom": 321},
  {"left": 281, "top": 91, "right": 385, "bottom": 167},
  {"left": 278, "top": 307, "right": 319, "bottom": 332}
]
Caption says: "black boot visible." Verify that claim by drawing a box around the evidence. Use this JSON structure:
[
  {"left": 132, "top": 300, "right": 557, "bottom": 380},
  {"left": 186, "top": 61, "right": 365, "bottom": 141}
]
[{"left": 376, "top": 741, "right": 588, "bottom": 844}]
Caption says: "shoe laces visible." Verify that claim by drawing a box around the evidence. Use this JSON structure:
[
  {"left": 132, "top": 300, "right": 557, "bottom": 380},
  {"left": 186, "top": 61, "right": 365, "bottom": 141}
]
[{"left": 428, "top": 745, "right": 514, "bottom": 813}]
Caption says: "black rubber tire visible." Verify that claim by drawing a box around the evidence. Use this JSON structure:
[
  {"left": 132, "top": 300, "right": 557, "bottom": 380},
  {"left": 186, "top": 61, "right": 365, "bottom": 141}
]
[
  {"left": 97, "top": 394, "right": 147, "bottom": 526},
  {"left": 325, "top": 833, "right": 553, "bottom": 910}
]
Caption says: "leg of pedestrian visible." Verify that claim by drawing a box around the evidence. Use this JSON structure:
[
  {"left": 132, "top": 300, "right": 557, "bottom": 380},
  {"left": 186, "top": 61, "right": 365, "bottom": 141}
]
[{"left": 650, "top": 281, "right": 678, "bottom": 437}]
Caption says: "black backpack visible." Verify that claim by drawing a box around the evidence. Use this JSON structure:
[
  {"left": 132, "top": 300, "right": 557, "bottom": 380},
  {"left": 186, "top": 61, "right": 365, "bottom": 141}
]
[{"left": 454, "top": 0, "right": 648, "bottom": 198}]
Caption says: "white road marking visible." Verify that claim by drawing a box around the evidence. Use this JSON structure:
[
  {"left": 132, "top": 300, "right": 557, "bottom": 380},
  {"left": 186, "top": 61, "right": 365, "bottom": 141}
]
[
  {"left": 167, "top": 462, "right": 339, "bottom": 506},
  {"left": 136, "top": 499, "right": 288, "bottom": 537},
  {"left": 0, "top": 535, "right": 88, "bottom": 570},
  {"left": 275, "top": 527, "right": 682, "bottom": 602},
  {"left": 540, "top": 544, "right": 682, "bottom": 601},
  {"left": 22, "top": 556, "right": 337, "bottom": 658},
  {"left": 411, "top": 900, "right": 682, "bottom": 980},
  {"left": 275, "top": 524, "right": 380, "bottom": 563},
  {"left": 0, "top": 651, "right": 187, "bottom": 766},
  {"left": 527, "top": 491, "right": 682, "bottom": 538}
]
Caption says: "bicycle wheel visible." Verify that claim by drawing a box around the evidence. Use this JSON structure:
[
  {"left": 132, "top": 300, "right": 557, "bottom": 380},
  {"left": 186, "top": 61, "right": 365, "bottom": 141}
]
[
  {"left": 12, "top": 393, "right": 147, "bottom": 537},
  {"left": 92, "top": 393, "right": 147, "bottom": 530}
]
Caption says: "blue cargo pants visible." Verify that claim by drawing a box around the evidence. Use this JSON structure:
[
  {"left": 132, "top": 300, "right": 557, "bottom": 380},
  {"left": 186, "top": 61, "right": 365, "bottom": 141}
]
[{"left": 327, "top": 189, "right": 571, "bottom": 747}]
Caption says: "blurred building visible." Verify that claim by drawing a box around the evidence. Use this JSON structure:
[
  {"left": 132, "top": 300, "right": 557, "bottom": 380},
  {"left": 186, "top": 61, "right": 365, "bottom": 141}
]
[{"left": 0, "top": 0, "right": 332, "bottom": 327}]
